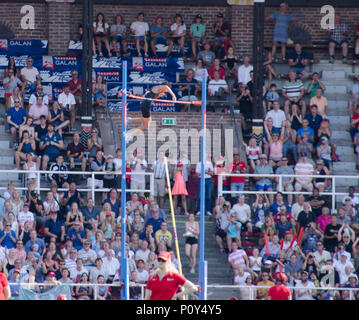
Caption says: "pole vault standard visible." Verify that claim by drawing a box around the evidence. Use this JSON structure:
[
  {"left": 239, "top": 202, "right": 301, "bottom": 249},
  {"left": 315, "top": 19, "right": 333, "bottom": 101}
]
[
  {"left": 118, "top": 69, "right": 208, "bottom": 300},
  {"left": 120, "top": 60, "right": 129, "bottom": 300}
]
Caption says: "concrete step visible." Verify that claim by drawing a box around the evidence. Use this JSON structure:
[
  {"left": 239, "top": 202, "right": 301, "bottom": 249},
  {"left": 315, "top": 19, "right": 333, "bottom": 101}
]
[
  {"left": 313, "top": 62, "right": 356, "bottom": 73},
  {"left": 327, "top": 100, "right": 348, "bottom": 108},
  {"left": 325, "top": 93, "right": 350, "bottom": 101},
  {"left": 333, "top": 162, "right": 357, "bottom": 171},
  {"left": 322, "top": 70, "right": 347, "bottom": 79},
  {"left": 0, "top": 165, "right": 22, "bottom": 183},
  {"left": 331, "top": 130, "right": 351, "bottom": 140},
  {"left": 325, "top": 85, "right": 348, "bottom": 94}
]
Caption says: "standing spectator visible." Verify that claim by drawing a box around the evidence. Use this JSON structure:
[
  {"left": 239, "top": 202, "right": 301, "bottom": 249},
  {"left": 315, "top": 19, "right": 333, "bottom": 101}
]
[
  {"left": 190, "top": 14, "right": 206, "bottom": 58},
  {"left": 328, "top": 15, "right": 348, "bottom": 63},
  {"left": 184, "top": 213, "right": 199, "bottom": 274},
  {"left": 187, "top": 169, "right": 198, "bottom": 214},
  {"left": 20, "top": 57, "right": 40, "bottom": 94},
  {"left": 58, "top": 84, "right": 76, "bottom": 132},
  {"left": 2, "top": 68, "right": 24, "bottom": 112},
  {"left": 236, "top": 82, "right": 253, "bottom": 121},
  {"left": 172, "top": 161, "right": 188, "bottom": 215},
  {"left": 275, "top": 157, "right": 294, "bottom": 205},
  {"left": 130, "top": 152, "right": 147, "bottom": 198},
  {"left": 68, "top": 70, "right": 82, "bottom": 114},
  {"left": 237, "top": 55, "right": 253, "bottom": 86},
  {"left": 254, "top": 154, "right": 274, "bottom": 202},
  {"left": 110, "top": 14, "right": 129, "bottom": 57},
  {"left": 232, "top": 195, "right": 252, "bottom": 232},
  {"left": 307, "top": 188, "right": 326, "bottom": 218},
  {"left": 294, "top": 152, "right": 314, "bottom": 195},
  {"left": 6, "top": 98, "right": 26, "bottom": 148},
  {"left": 282, "top": 70, "right": 306, "bottom": 117},
  {"left": 39, "top": 122, "right": 64, "bottom": 171},
  {"left": 103, "top": 156, "right": 117, "bottom": 193},
  {"left": 130, "top": 12, "right": 150, "bottom": 57},
  {"left": 149, "top": 16, "right": 169, "bottom": 58},
  {"left": 265, "top": 2, "right": 294, "bottom": 60},
  {"left": 265, "top": 101, "right": 286, "bottom": 132},
  {"left": 168, "top": 14, "right": 187, "bottom": 57},
  {"left": 87, "top": 150, "right": 105, "bottom": 198},
  {"left": 323, "top": 214, "right": 341, "bottom": 253},
  {"left": 228, "top": 241, "right": 249, "bottom": 270},
  {"left": 93, "top": 12, "right": 111, "bottom": 57},
  {"left": 307, "top": 72, "right": 326, "bottom": 99},
  {"left": 48, "top": 154, "right": 68, "bottom": 187},
  {"left": 196, "top": 154, "right": 214, "bottom": 216},
  {"left": 197, "top": 41, "right": 216, "bottom": 67},
  {"left": 288, "top": 42, "right": 309, "bottom": 80}
]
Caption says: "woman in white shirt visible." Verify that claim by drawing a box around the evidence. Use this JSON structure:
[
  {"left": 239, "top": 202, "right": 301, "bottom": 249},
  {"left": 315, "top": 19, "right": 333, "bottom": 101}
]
[
  {"left": 168, "top": 14, "right": 186, "bottom": 56},
  {"left": 93, "top": 12, "right": 112, "bottom": 57},
  {"left": 192, "top": 58, "right": 207, "bottom": 83}
]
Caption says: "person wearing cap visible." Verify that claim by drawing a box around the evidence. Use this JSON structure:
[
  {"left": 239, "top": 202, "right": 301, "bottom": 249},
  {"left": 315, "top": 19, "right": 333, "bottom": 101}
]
[
  {"left": 294, "top": 270, "right": 316, "bottom": 300},
  {"left": 150, "top": 16, "right": 169, "bottom": 57},
  {"left": 145, "top": 251, "right": 197, "bottom": 300},
  {"left": 44, "top": 210, "right": 65, "bottom": 244},
  {"left": 316, "top": 135, "right": 332, "bottom": 169},
  {"left": 212, "top": 12, "right": 233, "bottom": 56},
  {"left": 168, "top": 14, "right": 186, "bottom": 57},
  {"left": 190, "top": 14, "right": 206, "bottom": 58},
  {"left": 130, "top": 12, "right": 149, "bottom": 57},
  {"left": 265, "top": 2, "right": 294, "bottom": 60},
  {"left": 229, "top": 150, "right": 246, "bottom": 201},
  {"left": 9, "top": 268, "right": 21, "bottom": 298},
  {"left": 254, "top": 154, "right": 275, "bottom": 202},
  {"left": 197, "top": 41, "right": 216, "bottom": 67},
  {"left": 267, "top": 272, "right": 292, "bottom": 300},
  {"left": 333, "top": 253, "right": 355, "bottom": 285}
]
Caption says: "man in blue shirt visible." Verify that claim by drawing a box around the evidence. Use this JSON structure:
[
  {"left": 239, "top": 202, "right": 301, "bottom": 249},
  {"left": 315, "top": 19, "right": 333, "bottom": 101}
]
[
  {"left": 297, "top": 118, "right": 315, "bottom": 143},
  {"left": 44, "top": 210, "right": 65, "bottom": 244},
  {"left": 24, "top": 230, "right": 46, "bottom": 254},
  {"left": 40, "top": 122, "right": 64, "bottom": 170},
  {"left": 146, "top": 209, "right": 164, "bottom": 233},
  {"left": 67, "top": 222, "right": 86, "bottom": 250},
  {"left": 305, "top": 105, "right": 323, "bottom": 136},
  {"left": 0, "top": 223, "right": 17, "bottom": 249},
  {"left": 288, "top": 42, "right": 309, "bottom": 80},
  {"left": 150, "top": 16, "right": 168, "bottom": 57},
  {"left": 7, "top": 99, "right": 26, "bottom": 148}
]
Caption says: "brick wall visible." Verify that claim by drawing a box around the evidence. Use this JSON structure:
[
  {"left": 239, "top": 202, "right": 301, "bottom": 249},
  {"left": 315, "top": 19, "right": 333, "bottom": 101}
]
[{"left": 97, "top": 111, "right": 243, "bottom": 165}]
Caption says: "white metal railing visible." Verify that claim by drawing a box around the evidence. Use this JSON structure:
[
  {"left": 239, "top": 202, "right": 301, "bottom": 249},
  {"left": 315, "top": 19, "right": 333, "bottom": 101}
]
[
  {"left": 8, "top": 282, "right": 359, "bottom": 300},
  {"left": 0, "top": 169, "right": 154, "bottom": 205},
  {"left": 217, "top": 173, "right": 359, "bottom": 209}
]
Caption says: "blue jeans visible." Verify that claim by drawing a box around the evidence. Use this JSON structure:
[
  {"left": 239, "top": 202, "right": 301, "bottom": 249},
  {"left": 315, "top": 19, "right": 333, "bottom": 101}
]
[
  {"left": 350, "top": 126, "right": 358, "bottom": 141},
  {"left": 230, "top": 182, "right": 244, "bottom": 198},
  {"left": 197, "top": 178, "right": 212, "bottom": 213},
  {"left": 283, "top": 142, "right": 298, "bottom": 161},
  {"left": 214, "top": 184, "right": 229, "bottom": 200}
]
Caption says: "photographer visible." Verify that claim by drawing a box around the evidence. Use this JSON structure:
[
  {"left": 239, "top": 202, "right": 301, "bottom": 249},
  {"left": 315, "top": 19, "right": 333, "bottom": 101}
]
[
  {"left": 224, "top": 212, "right": 242, "bottom": 251},
  {"left": 214, "top": 197, "right": 231, "bottom": 253}
]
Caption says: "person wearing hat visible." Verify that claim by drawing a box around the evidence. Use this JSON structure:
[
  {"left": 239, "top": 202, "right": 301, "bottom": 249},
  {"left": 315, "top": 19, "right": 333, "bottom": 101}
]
[
  {"left": 267, "top": 272, "right": 292, "bottom": 300},
  {"left": 168, "top": 14, "right": 186, "bottom": 57},
  {"left": 130, "top": 12, "right": 150, "bottom": 57},
  {"left": 342, "top": 273, "right": 359, "bottom": 300},
  {"left": 212, "top": 12, "right": 233, "bottom": 56},
  {"left": 265, "top": 2, "right": 294, "bottom": 61},
  {"left": 190, "top": 14, "right": 206, "bottom": 58},
  {"left": 316, "top": 135, "right": 332, "bottom": 169},
  {"left": 150, "top": 16, "right": 169, "bottom": 57},
  {"left": 145, "top": 251, "right": 197, "bottom": 300},
  {"left": 294, "top": 270, "right": 316, "bottom": 300},
  {"left": 9, "top": 268, "right": 21, "bottom": 298}
]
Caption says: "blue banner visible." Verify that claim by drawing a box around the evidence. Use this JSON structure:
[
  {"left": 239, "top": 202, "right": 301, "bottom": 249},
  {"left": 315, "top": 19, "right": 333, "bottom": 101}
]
[
  {"left": 0, "top": 39, "right": 48, "bottom": 56},
  {"left": 18, "top": 284, "right": 72, "bottom": 300}
]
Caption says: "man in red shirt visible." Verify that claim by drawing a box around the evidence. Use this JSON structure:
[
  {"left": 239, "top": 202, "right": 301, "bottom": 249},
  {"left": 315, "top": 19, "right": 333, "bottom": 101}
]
[
  {"left": 0, "top": 272, "right": 11, "bottom": 300},
  {"left": 208, "top": 58, "right": 226, "bottom": 80},
  {"left": 145, "top": 251, "right": 197, "bottom": 300},
  {"left": 229, "top": 151, "right": 247, "bottom": 202},
  {"left": 67, "top": 70, "right": 82, "bottom": 114},
  {"left": 350, "top": 105, "right": 359, "bottom": 140},
  {"left": 267, "top": 272, "right": 292, "bottom": 300}
]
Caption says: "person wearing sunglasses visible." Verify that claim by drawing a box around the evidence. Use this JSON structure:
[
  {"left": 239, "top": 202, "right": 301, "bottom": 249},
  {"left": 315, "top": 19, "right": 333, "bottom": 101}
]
[
  {"left": 20, "top": 57, "right": 41, "bottom": 95},
  {"left": 145, "top": 251, "right": 197, "bottom": 300},
  {"left": 190, "top": 14, "right": 206, "bottom": 58},
  {"left": 29, "top": 84, "right": 49, "bottom": 107}
]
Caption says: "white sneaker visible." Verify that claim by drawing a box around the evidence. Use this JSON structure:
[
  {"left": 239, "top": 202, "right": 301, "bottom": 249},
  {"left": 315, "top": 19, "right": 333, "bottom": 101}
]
[
  {"left": 127, "top": 117, "right": 133, "bottom": 124},
  {"left": 196, "top": 211, "right": 201, "bottom": 216},
  {"left": 206, "top": 211, "right": 212, "bottom": 216},
  {"left": 124, "top": 132, "right": 132, "bottom": 143},
  {"left": 190, "top": 267, "right": 195, "bottom": 274}
]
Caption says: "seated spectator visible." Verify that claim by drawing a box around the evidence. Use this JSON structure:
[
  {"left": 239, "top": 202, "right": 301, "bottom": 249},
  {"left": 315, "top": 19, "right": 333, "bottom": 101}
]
[
  {"left": 296, "top": 202, "right": 316, "bottom": 232},
  {"left": 288, "top": 42, "right": 309, "bottom": 81},
  {"left": 93, "top": 12, "right": 111, "bottom": 57},
  {"left": 103, "top": 188, "right": 121, "bottom": 218},
  {"left": 208, "top": 58, "right": 225, "bottom": 80},
  {"left": 253, "top": 154, "right": 274, "bottom": 202},
  {"left": 243, "top": 138, "right": 261, "bottom": 171},
  {"left": 43, "top": 210, "right": 65, "bottom": 244},
  {"left": 190, "top": 14, "right": 206, "bottom": 58},
  {"left": 294, "top": 270, "right": 316, "bottom": 300},
  {"left": 127, "top": 192, "right": 145, "bottom": 218},
  {"left": 316, "top": 136, "right": 332, "bottom": 169},
  {"left": 236, "top": 82, "right": 253, "bottom": 121},
  {"left": 301, "top": 222, "right": 323, "bottom": 254},
  {"left": 297, "top": 133, "right": 313, "bottom": 160},
  {"left": 39, "top": 122, "right": 64, "bottom": 170},
  {"left": 146, "top": 207, "right": 165, "bottom": 234},
  {"left": 130, "top": 12, "right": 150, "bottom": 57},
  {"left": 228, "top": 241, "right": 249, "bottom": 270},
  {"left": 252, "top": 194, "right": 270, "bottom": 230},
  {"left": 149, "top": 16, "right": 169, "bottom": 58},
  {"left": 297, "top": 118, "right": 314, "bottom": 143},
  {"left": 68, "top": 70, "right": 82, "bottom": 112},
  {"left": 7, "top": 98, "right": 26, "bottom": 148},
  {"left": 67, "top": 132, "right": 87, "bottom": 174},
  {"left": 4, "top": 57, "right": 20, "bottom": 79},
  {"left": 87, "top": 127, "right": 103, "bottom": 165},
  {"left": 24, "top": 230, "right": 46, "bottom": 255},
  {"left": 67, "top": 221, "right": 86, "bottom": 251},
  {"left": 259, "top": 234, "right": 281, "bottom": 258},
  {"left": 14, "top": 131, "right": 37, "bottom": 170},
  {"left": 310, "top": 89, "right": 328, "bottom": 118},
  {"left": 2, "top": 68, "right": 24, "bottom": 112},
  {"left": 212, "top": 12, "right": 233, "bottom": 58},
  {"left": 208, "top": 70, "right": 229, "bottom": 98},
  {"left": 328, "top": 15, "right": 348, "bottom": 63},
  {"left": 28, "top": 96, "right": 49, "bottom": 126},
  {"left": 263, "top": 50, "right": 280, "bottom": 85},
  {"left": 333, "top": 254, "right": 354, "bottom": 285},
  {"left": 168, "top": 14, "right": 186, "bottom": 57},
  {"left": 0, "top": 222, "right": 17, "bottom": 249},
  {"left": 283, "top": 70, "right": 306, "bottom": 117},
  {"left": 192, "top": 58, "right": 207, "bottom": 83},
  {"left": 19, "top": 117, "right": 35, "bottom": 142},
  {"left": 29, "top": 84, "right": 49, "bottom": 107},
  {"left": 265, "top": 2, "right": 294, "bottom": 60},
  {"left": 61, "top": 181, "right": 85, "bottom": 214},
  {"left": 294, "top": 152, "right": 314, "bottom": 195},
  {"left": 110, "top": 14, "right": 129, "bottom": 57},
  {"left": 265, "top": 83, "right": 280, "bottom": 112},
  {"left": 232, "top": 195, "right": 252, "bottom": 232},
  {"left": 87, "top": 150, "right": 105, "bottom": 198},
  {"left": 48, "top": 101, "right": 70, "bottom": 137},
  {"left": 349, "top": 77, "right": 359, "bottom": 118},
  {"left": 307, "top": 72, "right": 326, "bottom": 99},
  {"left": 48, "top": 154, "right": 68, "bottom": 187},
  {"left": 223, "top": 46, "right": 238, "bottom": 80},
  {"left": 20, "top": 57, "right": 40, "bottom": 94},
  {"left": 58, "top": 84, "right": 76, "bottom": 132},
  {"left": 275, "top": 157, "right": 294, "bottom": 205},
  {"left": 266, "top": 129, "right": 285, "bottom": 168},
  {"left": 65, "top": 201, "right": 84, "bottom": 231},
  {"left": 197, "top": 41, "right": 215, "bottom": 67},
  {"left": 93, "top": 74, "right": 107, "bottom": 109},
  {"left": 305, "top": 105, "right": 323, "bottom": 137},
  {"left": 275, "top": 213, "right": 294, "bottom": 240},
  {"left": 34, "top": 115, "right": 47, "bottom": 154},
  {"left": 177, "top": 69, "right": 200, "bottom": 112},
  {"left": 237, "top": 55, "right": 253, "bottom": 86}
]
